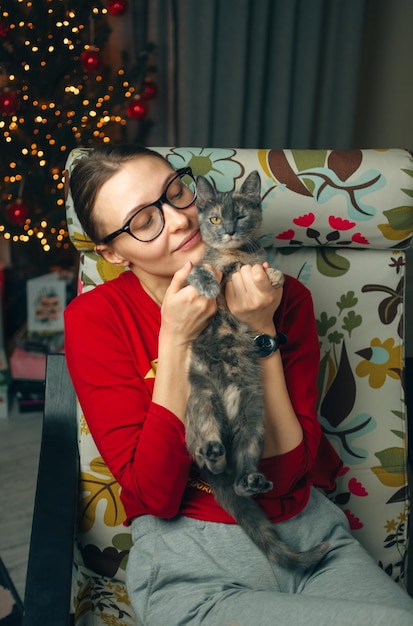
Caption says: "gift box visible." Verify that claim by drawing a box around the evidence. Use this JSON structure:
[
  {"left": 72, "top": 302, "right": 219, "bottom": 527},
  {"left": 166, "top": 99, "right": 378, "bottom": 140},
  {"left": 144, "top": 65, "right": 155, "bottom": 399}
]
[
  {"left": 26, "top": 272, "right": 66, "bottom": 333},
  {"left": 10, "top": 347, "right": 47, "bottom": 381}
]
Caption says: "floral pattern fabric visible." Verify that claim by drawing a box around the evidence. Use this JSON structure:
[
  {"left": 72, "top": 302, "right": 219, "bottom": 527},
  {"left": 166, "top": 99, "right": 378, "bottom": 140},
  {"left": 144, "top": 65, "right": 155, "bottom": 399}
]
[{"left": 64, "top": 148, "right": 413, "bottom": 626}]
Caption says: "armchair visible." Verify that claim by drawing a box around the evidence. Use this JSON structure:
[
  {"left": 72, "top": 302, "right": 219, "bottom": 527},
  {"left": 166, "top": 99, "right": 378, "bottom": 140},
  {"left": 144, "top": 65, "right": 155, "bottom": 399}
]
[{"left": 24, "top": 148, "right": 413, "bottom": 625}]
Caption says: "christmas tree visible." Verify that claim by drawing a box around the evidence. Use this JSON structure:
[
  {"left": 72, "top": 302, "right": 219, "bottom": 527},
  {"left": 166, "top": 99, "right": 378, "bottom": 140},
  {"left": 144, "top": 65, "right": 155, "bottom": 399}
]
[{"left": 0, "top": 0, "right": 156, "bottom": 257}]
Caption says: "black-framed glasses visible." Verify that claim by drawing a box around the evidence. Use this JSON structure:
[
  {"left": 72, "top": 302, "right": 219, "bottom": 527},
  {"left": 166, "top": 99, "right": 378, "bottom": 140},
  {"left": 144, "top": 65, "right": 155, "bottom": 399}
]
[{"left": 101, "top": 167, "right": 197, "bottom": 244}]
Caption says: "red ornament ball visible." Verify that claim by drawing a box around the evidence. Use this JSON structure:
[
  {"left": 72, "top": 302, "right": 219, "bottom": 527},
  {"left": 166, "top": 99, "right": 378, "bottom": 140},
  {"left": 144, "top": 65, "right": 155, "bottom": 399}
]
[
  {"left": 0, "top": 21, "right": 9, "bottom": 38},
  {"left": 141, "top": 79, "right": 158, "bottom": 101},
  {"left": 0, "top": 90, "right": 19, "bottom": 115},
  {"left": 126, "top": 98, "right": 148, "bottom": 120},
  {"left": 80, "top": 49, "right": 103, "bottom": 73},
  {"left": 6, "top": 200, "right": 29, "bottom": 226},
  {"left": 107, "top": 0, "right": 128, "bottom": 16}
]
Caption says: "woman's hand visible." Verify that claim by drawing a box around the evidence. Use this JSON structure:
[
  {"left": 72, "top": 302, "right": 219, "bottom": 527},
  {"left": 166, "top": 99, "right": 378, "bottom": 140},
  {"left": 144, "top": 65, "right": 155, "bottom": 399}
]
[
  {"left": 225, "top": 263, "right": 283, "bottom": 335},
  {"left": 160, "top": 261, "right": 219, "bottom": 346},
  {"left": 154, "top": 261, "right": 221, "bottom": 423}
]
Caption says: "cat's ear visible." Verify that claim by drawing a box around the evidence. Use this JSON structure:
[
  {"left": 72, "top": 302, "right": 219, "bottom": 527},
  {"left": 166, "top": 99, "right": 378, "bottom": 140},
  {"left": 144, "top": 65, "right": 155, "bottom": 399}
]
[
  {"left": 196, "top": 175, "right": 216, "bottom": 206},
  {"left": 240, "top": 170, "right": 261, "bottom": 198}
]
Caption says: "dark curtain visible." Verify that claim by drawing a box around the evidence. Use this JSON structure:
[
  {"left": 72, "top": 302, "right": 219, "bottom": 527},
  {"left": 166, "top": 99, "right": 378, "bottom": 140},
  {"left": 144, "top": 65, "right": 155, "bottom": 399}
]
[{"left": 144, "top": 0, "right": 368, "bottom": 149}]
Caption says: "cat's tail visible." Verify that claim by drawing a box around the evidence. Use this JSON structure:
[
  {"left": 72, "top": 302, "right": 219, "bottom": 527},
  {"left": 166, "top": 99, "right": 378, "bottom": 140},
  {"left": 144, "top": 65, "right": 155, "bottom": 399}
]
[{"left": 207, "top": 472, "right": 328, "bottom": 570}]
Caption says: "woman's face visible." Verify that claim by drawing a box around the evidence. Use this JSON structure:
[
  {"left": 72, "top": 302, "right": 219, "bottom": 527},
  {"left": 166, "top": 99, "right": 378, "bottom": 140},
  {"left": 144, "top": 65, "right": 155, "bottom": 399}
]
[{"left": 94, "top": 155, "right": 205, "bottom": 281}]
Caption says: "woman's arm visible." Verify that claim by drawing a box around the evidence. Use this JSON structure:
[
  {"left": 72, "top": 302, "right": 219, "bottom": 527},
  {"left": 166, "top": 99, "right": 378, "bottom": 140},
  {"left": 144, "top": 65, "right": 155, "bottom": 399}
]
[
  {"left": 260, "top": 350, "right": 304, "bottom": 458},
  {"left": 64, "top": 264, "right": 218, "bottom": 521},
  {"left": 225, "top": 266, "right": 321, "bottom": 493}
]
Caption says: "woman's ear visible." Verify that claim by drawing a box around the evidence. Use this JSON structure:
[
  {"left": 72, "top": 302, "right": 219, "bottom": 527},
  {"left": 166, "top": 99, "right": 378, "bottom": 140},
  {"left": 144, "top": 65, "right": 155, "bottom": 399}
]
[{"left": 94, "top": 244, "right": 130, "bottom": 267}]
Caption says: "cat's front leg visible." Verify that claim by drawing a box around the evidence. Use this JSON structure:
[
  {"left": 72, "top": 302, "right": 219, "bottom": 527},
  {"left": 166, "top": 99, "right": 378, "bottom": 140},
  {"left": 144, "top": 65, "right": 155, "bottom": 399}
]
[
  {"left": 265, "top": 267, "right": 284, "bottom": 288},
  {"left": 187, "top": 264, "right": 221, "bottom": 298}
]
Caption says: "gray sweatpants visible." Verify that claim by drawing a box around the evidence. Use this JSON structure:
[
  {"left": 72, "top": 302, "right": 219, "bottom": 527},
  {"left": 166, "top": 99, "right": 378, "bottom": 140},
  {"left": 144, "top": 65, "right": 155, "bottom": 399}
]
[{"left": 126, "top": 488, "right": 413, "bottom": 625}]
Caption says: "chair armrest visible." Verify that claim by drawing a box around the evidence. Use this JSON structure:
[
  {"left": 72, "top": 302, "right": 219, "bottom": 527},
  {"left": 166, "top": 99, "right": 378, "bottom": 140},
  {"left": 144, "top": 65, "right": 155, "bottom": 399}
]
[{"left": 23, "top": 354, "right": 78, "bottom": 626}]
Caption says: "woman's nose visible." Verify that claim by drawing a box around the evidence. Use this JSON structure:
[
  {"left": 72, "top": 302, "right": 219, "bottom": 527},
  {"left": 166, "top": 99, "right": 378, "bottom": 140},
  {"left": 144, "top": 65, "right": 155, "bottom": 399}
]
[{"left": 162, "top": 203, "right": 191, "bottom": 229}]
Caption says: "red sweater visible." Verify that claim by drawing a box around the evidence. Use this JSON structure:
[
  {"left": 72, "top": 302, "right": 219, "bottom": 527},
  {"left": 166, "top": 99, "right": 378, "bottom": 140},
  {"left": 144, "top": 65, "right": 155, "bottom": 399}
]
[{"left": 64, "top": 271, "right": 341, "bottom": 526}]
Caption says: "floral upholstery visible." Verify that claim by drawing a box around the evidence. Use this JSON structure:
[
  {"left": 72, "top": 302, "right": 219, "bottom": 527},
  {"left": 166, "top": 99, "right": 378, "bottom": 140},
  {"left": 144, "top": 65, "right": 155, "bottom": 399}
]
[{"left": 65, "top": 147, "right": 413, "bottom": 625}]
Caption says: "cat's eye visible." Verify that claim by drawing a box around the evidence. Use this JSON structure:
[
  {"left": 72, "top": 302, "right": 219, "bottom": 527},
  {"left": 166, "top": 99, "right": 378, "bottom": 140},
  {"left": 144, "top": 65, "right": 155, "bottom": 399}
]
[{"left": 210, "top": 216, "right": 222, "bottom": 225}]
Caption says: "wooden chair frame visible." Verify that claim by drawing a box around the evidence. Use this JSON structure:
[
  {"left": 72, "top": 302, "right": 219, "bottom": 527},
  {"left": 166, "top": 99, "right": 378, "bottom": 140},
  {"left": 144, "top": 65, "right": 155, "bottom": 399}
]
[{"left": 23, "top": 354, "right": 78, "bottom": 626}]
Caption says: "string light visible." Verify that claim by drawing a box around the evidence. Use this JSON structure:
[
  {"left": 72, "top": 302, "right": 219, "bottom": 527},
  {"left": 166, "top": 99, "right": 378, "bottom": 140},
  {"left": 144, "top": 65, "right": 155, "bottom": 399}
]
[{"left": 0, "top": 2, "right": 156, "bottom": 253}]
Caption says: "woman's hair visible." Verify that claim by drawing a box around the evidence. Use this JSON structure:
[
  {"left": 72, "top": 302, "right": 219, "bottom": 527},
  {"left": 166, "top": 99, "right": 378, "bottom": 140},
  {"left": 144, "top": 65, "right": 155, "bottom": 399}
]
[{"left": 69, "top": 144, "right": 169, "bottom": 243}]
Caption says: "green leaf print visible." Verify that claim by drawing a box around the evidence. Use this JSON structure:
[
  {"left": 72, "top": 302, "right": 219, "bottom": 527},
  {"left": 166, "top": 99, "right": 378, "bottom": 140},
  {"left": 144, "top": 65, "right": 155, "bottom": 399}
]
[
  {"left": 374, "top": 447, "right": 406, "bottom": 474},
  {"left": 383, "top": 206, "right": 413, "bottom": 231},
  {"left": 342, "top": 310, "right": 362, "bottom": 336},
  {"left": 337, "top": 291, "right": 358, "bottom": 314},
  {"left": 316, "top": 248, "right": 350, "bottom": 277},
  {"left": 316, "top": 312, "right": 336, "bottom": 337}
]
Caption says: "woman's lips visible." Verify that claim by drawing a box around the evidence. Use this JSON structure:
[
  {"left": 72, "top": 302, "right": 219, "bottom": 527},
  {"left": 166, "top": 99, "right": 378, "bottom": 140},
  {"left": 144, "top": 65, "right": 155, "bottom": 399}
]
[{"left": 175, "top": 229, "right": 202, "bottom": 251}]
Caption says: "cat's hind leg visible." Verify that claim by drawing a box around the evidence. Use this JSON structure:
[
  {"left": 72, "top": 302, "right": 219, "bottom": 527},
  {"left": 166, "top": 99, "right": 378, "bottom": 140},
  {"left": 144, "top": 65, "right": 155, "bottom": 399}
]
[
  {"left": 199, "top": 441, "right": 226, "bottom": 473},
  {"left": 234, "top": 471, "right": 272, "bottom": 496},
  {"left": 227, "top": 392, "right": 273, "bottom": 496},
  {"left": 186, "top": 376, "right": 227, "bottom": 474}
]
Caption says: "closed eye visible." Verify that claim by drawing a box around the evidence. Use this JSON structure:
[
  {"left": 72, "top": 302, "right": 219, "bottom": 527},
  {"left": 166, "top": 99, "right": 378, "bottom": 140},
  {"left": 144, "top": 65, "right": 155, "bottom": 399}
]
[
  {"left": 168, "top": 180, "right": 185, "bottom": 204},
  {"left": 131, "top": 206, "right": 158, "bottom": 231}
]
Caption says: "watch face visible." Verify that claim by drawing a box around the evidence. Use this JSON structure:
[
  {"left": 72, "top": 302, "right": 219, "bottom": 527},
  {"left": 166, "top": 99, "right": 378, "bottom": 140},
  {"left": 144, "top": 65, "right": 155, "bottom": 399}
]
[
  {"left": 254, "top": 333, "right": 277, "bottom": 357},
  {"left": 260, "top": 335, "right": 274, "bottom": 351}
]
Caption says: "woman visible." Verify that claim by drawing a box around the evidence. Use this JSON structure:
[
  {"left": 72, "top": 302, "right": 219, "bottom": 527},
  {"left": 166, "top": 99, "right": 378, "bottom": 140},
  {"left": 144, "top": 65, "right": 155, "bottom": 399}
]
[{"left": 65, "top": 144, "right": 413, "bottom": 625}]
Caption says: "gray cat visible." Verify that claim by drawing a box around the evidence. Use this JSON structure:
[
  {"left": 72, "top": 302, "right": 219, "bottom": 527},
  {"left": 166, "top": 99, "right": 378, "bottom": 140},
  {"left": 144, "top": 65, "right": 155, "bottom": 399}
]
[{"left": 186, "top": 171, "right": 328, "bottom": 570}]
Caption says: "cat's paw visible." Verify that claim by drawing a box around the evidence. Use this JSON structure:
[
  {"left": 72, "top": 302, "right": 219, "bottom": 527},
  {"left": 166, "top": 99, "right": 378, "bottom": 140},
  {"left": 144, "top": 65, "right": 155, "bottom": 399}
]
[
  {"left": 266, "top": 268, "right": 284, "bottom": 288},
  {"left": 234, "top": 472, "right": 273, "bottom": 496},
  {"left": 188, "top": 266, "right": 221, "bottom": 298},
  {"left": 199, "top": 282, "right": 221, "bottom": 299},
  {"left": 198, "top": 441, "right": 226, "bottom": 474}
]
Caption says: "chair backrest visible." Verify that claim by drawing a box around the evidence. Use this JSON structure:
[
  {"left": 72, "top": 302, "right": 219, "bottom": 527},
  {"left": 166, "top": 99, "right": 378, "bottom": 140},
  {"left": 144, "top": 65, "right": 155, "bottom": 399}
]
[{"left": 65, "top": 147, "right": 413, "bottom": 624}]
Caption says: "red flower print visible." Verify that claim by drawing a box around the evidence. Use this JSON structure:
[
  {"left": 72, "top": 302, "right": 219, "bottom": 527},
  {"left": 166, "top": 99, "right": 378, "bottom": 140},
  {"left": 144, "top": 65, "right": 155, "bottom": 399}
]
[
  {"left": 276, "top": 229, "right": 295, "bottom": 240},
  {"left": 344, "top": 509, "right": 363, "bottom": 530},
  {"left": 338, "top": 465, "right": 350, "bottom": 477},
  {"left": 293, "top": 213, "right": 315, "bottom": 227},
  {"left": 351, "top": 232, "right": 369, "bottom": 245},
  {"left": 328, "top": 216, "right": 356, "bottom": 231},
  {"left": 348, "top": 477, "right": 368, "bottom": 497}
]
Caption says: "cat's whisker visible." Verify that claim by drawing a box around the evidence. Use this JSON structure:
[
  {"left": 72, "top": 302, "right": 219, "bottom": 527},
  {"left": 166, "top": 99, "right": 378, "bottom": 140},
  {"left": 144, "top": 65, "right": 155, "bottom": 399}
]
[{"left": 242, "top": 237, "right": 261, "bottom": 253}]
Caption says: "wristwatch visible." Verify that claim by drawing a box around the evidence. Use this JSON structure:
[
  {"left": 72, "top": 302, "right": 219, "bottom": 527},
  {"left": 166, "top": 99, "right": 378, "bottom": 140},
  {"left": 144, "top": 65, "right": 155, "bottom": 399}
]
[{"left": 254, "top": 332, "right": 287, "bottom": 358}]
